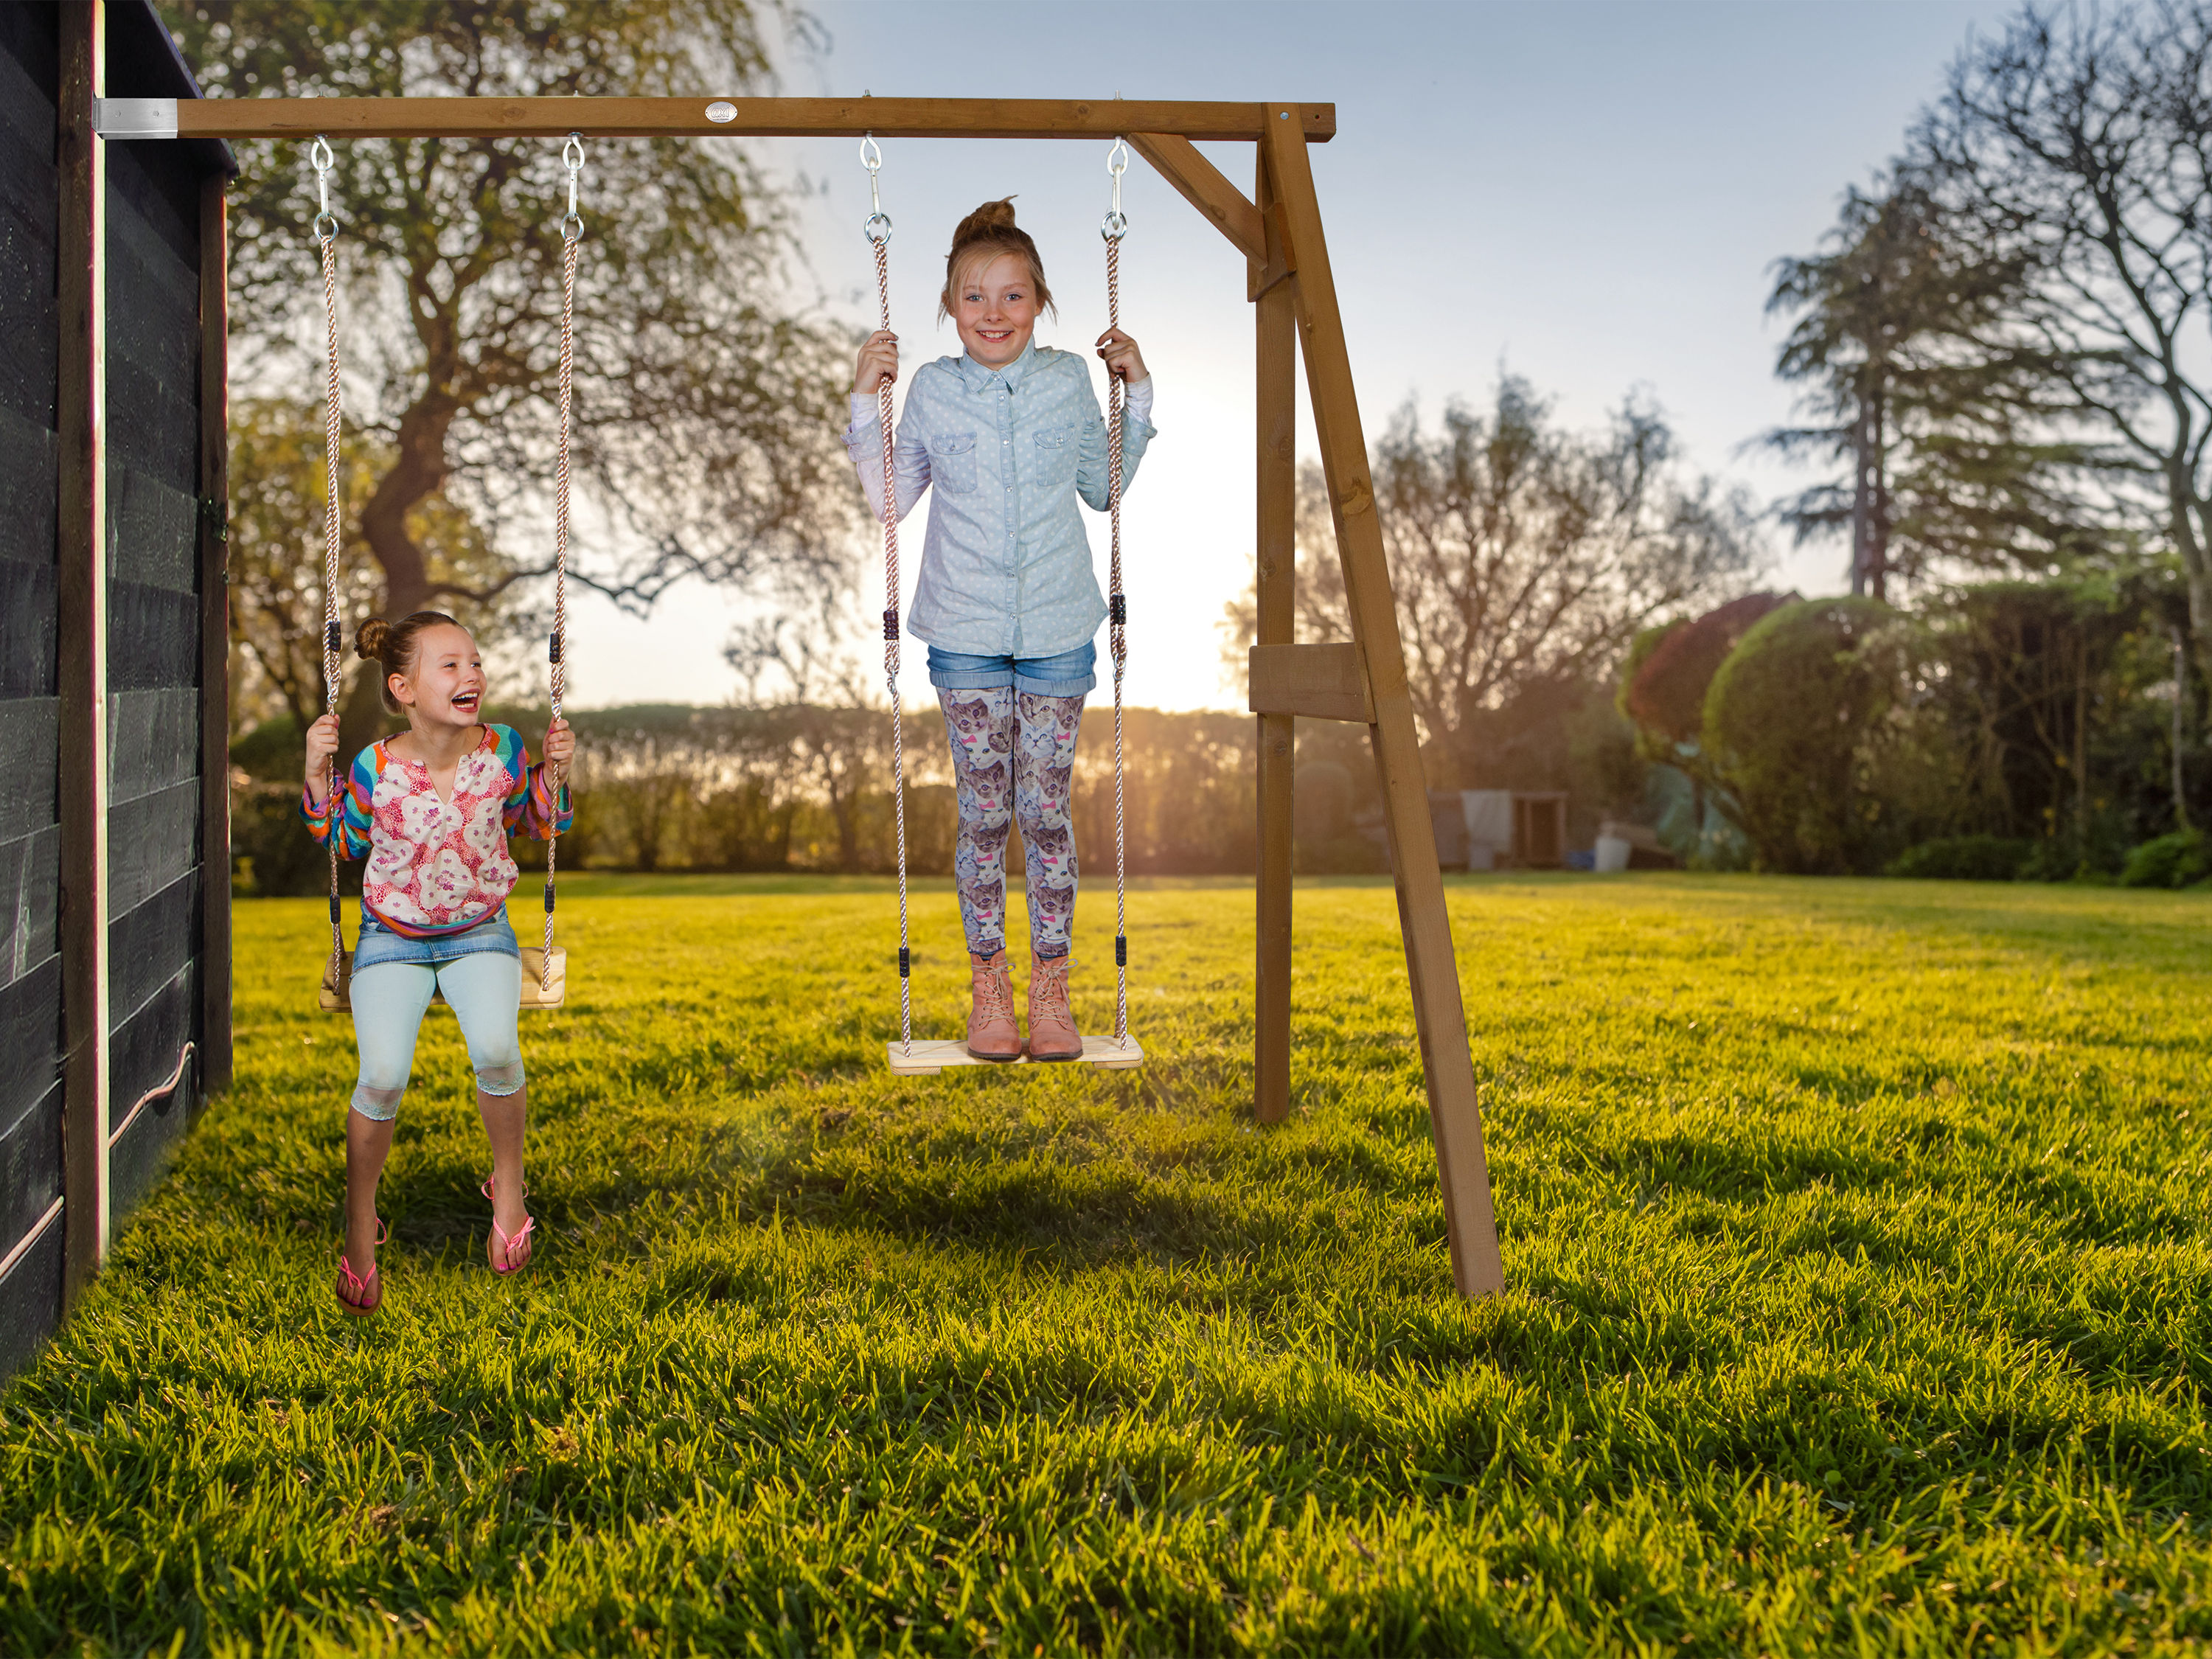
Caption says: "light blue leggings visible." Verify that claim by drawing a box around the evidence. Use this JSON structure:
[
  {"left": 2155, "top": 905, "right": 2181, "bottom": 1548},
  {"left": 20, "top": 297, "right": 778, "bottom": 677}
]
[{"left": 349, "top": 953, "right": 526, "bottom": 1121}]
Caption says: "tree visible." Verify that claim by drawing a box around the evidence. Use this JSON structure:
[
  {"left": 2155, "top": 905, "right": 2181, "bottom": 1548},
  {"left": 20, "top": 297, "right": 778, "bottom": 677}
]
[
  {"left": 167, "top": 1, "right": 860, "bottom": 748},
  {"left": 1763, "top": 175, "right": 2112, "bottom": 597},
  {"left": 1618, "top": 590, "right": 1795, "bottom": 836},
  {"left": 225, "top": 396, "right": 506, "bottom": 735},
  {"left": 1910, "top": 2, "right": 2212, "bottom": 681},
  {"left": 1227, "top": 380, "right": 1761, "bottom": 789}
]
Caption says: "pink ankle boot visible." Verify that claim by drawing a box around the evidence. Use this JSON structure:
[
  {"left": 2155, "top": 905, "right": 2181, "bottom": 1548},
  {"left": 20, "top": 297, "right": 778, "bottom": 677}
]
[
  {"left": 1026, "top": 953, "right": 1082, "bottom": 1062},
  {"left": 966, "top": 950, "right": 1023, "bottom": 1061}
]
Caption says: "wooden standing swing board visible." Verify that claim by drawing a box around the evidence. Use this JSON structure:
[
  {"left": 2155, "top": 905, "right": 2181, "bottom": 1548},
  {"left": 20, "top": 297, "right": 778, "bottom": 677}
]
[
  {"left": 106, "top": 95, "right": 1503, "bottom": 1301},
  {"left": 885, "top": 1034, "right": 1144, "bottom": 1075}
]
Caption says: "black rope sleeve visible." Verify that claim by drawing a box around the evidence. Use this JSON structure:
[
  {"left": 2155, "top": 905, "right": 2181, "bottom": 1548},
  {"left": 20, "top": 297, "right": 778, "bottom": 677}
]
[{"left": 1109, "top": 594, "right": 1127, "bottom": 625}]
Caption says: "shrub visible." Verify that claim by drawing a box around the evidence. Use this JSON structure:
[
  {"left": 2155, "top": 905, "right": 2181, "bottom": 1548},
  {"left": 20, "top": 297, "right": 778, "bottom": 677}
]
[
  {"left": 1703, "top": 597, "right": 1941, "bottom": 874},
  {"left": 1885, "top": 835, "right": 2031, "bottom": 881},
  {"left": 2119, "top": 827, "right": 2212, "bottom": 889}
]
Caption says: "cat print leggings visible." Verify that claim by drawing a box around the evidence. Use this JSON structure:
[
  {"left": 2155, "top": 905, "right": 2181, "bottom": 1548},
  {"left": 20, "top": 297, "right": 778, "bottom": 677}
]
[{"left": 937, "top": 686, "right": 1085, "bottom": 960}]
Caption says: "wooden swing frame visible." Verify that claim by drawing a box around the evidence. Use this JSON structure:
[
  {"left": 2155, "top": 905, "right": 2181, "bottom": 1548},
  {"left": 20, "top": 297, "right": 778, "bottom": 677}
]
[{"left": 94, "top": 93, "right": 1504, "bottom": 1300}]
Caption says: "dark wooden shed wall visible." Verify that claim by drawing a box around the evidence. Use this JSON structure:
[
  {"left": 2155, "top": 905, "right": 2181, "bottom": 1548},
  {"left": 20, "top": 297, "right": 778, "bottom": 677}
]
[
  {"left": 0, "top": 0, "right": 226, "bottom": 1380},
  {"left": 0, "top": 0, "right": 68, "bottom": 1383}
]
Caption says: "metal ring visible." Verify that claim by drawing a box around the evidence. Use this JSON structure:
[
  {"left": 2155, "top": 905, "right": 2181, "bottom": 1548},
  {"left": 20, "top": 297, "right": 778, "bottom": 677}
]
[
  {"left": 310, "top": 135, "right": 334, "bottom": 172},
  {"left": 864, "top": 210, "right": 893, "bottom": 244},
  {"left": 859, "top": 133, "right": 883, "bottom": 173},
  {"left": 561, "top": 212, "right": 584, "bottom": 244},
  {"left": 563, "top": 133, "right": 585, "bottom": 170},
  {"left": 313, "top": 212, "right": 338, "bottom": 242},
  {"left": 1107, "top": 137, "right": 1130, "bottom": 176},
  {"left": 1101, "top": 210, "right": 1127, "bottom": 242}
]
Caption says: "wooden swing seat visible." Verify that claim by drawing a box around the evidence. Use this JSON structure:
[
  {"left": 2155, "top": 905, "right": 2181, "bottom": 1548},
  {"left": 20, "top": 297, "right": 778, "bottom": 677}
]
[
  {"left": 319, "top": 945, "right": 569, "bottom": 1013},
  {"left": 886, "top": 1032, "right": 1143, "bottom": 1075}
]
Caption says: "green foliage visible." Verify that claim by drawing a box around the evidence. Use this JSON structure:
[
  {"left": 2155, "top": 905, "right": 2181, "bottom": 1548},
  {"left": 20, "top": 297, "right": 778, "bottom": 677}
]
[
  {"left": 2120, "top": 829, "right": 2212, "bottom": 890},
  {"left": 1702, "top": 597, "right": 1943, "bottom": 874},
  {"left": 1883, "top": 835, "right": 2031, "bottom": 881},
  {"left": 7, "top": 877, "right": 2212, "bottom": 1651}
]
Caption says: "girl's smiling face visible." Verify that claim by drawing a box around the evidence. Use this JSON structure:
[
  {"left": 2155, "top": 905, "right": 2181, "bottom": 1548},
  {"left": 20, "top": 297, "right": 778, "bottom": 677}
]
[
  {"left": 391, "top": 622, "right": 485, "bottom": 732},
  {"left": 953, "top": 252, "right": 1040, "bottom": 368}
]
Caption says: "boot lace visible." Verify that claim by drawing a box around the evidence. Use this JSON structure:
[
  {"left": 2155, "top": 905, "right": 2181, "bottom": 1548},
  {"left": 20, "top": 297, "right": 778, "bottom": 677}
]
[{"left": 972, "top": 958, "right": 1017, "bottom": 1023}]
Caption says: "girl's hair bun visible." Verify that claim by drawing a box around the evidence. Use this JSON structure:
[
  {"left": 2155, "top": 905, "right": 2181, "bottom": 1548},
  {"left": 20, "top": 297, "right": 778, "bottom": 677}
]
[
  {"left": 953, "top": 196, "right": 1020, "bottom": 243},
  {"left": 355, "top": 617, "right": 392, "bottom": 661}
]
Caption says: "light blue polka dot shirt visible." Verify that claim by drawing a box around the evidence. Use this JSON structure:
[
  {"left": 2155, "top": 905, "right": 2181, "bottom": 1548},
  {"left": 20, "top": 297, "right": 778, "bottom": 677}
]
[{"left": 845, "top": 338, "right": 1158, "bottom": 658}]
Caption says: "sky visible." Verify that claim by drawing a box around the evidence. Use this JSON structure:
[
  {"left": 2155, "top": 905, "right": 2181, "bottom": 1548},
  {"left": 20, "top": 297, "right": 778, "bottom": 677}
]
[{"left": 560, "top": 0, "right": 2015, "bottom": 714}]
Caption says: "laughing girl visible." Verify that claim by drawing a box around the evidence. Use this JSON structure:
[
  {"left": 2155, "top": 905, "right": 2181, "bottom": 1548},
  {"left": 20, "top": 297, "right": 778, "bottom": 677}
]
[
  {"left": 302, "top": 611, "right": 573, "bottom": 1314},
  {"left": 846, "top": 197, "right": 1155, "bottom": 1062}
]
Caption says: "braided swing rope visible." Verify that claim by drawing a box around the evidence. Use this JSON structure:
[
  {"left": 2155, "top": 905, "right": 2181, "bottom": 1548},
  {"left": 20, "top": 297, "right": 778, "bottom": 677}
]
[
  {"left": 313, "top": 137, "right": 344, "bottom": 987},
  {"left": 861, "top": 136, "right": 913, "bottom": 1056},
  {"left": 540, "top": 134, "right": 585, "bottom": 993},
  {"left": 1102, "top": 140, "right": 1131, "bottom": 1046}
]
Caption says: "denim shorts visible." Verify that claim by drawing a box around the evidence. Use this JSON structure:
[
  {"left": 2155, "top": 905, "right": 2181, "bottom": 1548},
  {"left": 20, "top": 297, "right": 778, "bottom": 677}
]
[
  {"left": 353, "top": 905, "right": 521, "bottom": 972},
  {"left": 926, "top": 641, "right": 1096, "bottom": 696}
]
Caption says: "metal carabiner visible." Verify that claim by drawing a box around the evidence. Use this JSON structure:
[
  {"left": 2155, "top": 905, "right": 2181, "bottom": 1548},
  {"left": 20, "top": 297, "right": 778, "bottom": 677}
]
[
  {"left": 561, "top": 133, "right": 585, "bottom": 243},
  {"left": 860, "top": 133, "right": 891, "bottom": 245},
  {"left": 310, "top": 135, "right": 338, "bottom": 243},
  {"left": 1102, "top": 136, "right": 1130, "bottom": 243}
]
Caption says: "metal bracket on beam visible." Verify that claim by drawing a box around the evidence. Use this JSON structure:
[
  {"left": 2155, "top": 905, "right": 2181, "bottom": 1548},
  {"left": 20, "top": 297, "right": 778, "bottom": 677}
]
[
  {"left": 1248, "top": 642, "right": 1374, "bottom": 723},
  {"left": 94, "top": 98, "right": 178, "bottom": 139}
]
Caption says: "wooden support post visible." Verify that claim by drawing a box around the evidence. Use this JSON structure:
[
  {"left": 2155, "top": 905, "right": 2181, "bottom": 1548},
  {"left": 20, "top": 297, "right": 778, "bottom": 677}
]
[
  {"left": 198, "top": 178, "right": 231, "bottom": 1098},
  {"left": 58, "top": 0, "right": 110, "bottom": 1303},
  {"left": 1253, "top": 150, "right": 1297, "bottom": 1127},
  {"left": 1262, "top": 106, "right": 1503, "bottom": 1298}
]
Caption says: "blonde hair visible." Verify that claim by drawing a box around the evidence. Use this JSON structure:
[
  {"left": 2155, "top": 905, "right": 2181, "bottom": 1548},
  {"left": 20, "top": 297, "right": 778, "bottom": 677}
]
[
  {"left": 939, "top": 197, "right": 1054, "bottom": 322},
  {"left": 355, "top": 611, "right": 465, "bottom": 715}
]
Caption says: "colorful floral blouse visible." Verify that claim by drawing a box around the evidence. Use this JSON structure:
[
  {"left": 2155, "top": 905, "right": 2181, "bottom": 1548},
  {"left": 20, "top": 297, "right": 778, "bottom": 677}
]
[{"left": 301, "top": 723, "right": 571, "bottom": 938}]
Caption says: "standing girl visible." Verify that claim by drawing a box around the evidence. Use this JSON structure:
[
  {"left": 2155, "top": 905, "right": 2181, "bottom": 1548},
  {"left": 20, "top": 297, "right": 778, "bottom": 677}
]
[
  {"left": 303, "top": 611, "right": 574, "bottom": 1314},
  {"left": 846, "top": 198, "right": 1155, "bottom": 1062}
]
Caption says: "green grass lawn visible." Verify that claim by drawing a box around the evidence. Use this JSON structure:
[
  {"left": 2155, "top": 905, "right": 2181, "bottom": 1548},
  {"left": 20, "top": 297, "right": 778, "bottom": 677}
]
[{"left": 4, "top": 874, "right": 2210, "bottom": 1655}]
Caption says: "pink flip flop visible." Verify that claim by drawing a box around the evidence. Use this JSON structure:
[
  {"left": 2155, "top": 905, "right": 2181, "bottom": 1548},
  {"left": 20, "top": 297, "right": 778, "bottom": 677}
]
[
  {"left": 335, "top": 1217, "right": 387, "bottom": 1315},
  {"left": 481, "top": 1177, "right": 534, "bottom": 1275}
]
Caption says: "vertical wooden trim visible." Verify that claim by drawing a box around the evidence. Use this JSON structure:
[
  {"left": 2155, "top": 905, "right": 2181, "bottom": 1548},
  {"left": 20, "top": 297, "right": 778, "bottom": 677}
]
[
  {"left": 58, "top": 0, "right": 111, "bottom": 1304},
  {"left": 1261, "top": 105, "right": 1503, "bottom": 1298},
  {"left": 1252, "top": 147, "right": 1296, "bottom": 1129},
  {"left": 198, "top": 178, "right": 232, "bottom": 1098}
]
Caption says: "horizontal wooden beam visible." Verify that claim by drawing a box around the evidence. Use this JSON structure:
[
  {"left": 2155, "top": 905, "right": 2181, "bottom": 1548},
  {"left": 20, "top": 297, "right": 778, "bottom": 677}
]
[
  {"left": 1127, "top": 133, "right": 1265, "bottom": 260},
  {"left": 150, "top": 97, "right": 1336, "bottom": 144},
  {"left": 1248, "top": 642, "right": 1374, "bottom": 723}
]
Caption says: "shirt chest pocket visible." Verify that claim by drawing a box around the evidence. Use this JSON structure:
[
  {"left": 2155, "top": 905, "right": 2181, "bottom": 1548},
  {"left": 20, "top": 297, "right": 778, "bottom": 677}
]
[
  {"left": 1031, "top": 424, "right": 1077, "bottom": 487},
  {"left": 930, "top": 431, "right": 979, "bottom": 495}
]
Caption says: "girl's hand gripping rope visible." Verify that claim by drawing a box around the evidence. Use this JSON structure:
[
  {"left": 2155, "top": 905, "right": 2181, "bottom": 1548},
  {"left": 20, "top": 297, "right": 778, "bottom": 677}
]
[
  {"left": 852, "top": 329, "right": 900, "bottom": 395},
  {"left": 305, "top": 712, "right": 341, "bottom": 808},
  {"left": 541, "top": 715, "right": 575, "bottom": 773},
  {"left": 1096, "top": 326, "right": 1147, "bottom": 386}
]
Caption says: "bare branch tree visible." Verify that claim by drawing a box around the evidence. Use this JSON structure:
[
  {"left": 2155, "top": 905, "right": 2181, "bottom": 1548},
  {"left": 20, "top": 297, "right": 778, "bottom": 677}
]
[
  {"left": 168, "top": 1, "right": 863, "bottom": 742},
  {"left": 1229, "top": 381, "right": 1762, "bottom": 787},
  {"left": 1912, "top": 2, "right": 2212, "bottom": 675}
]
